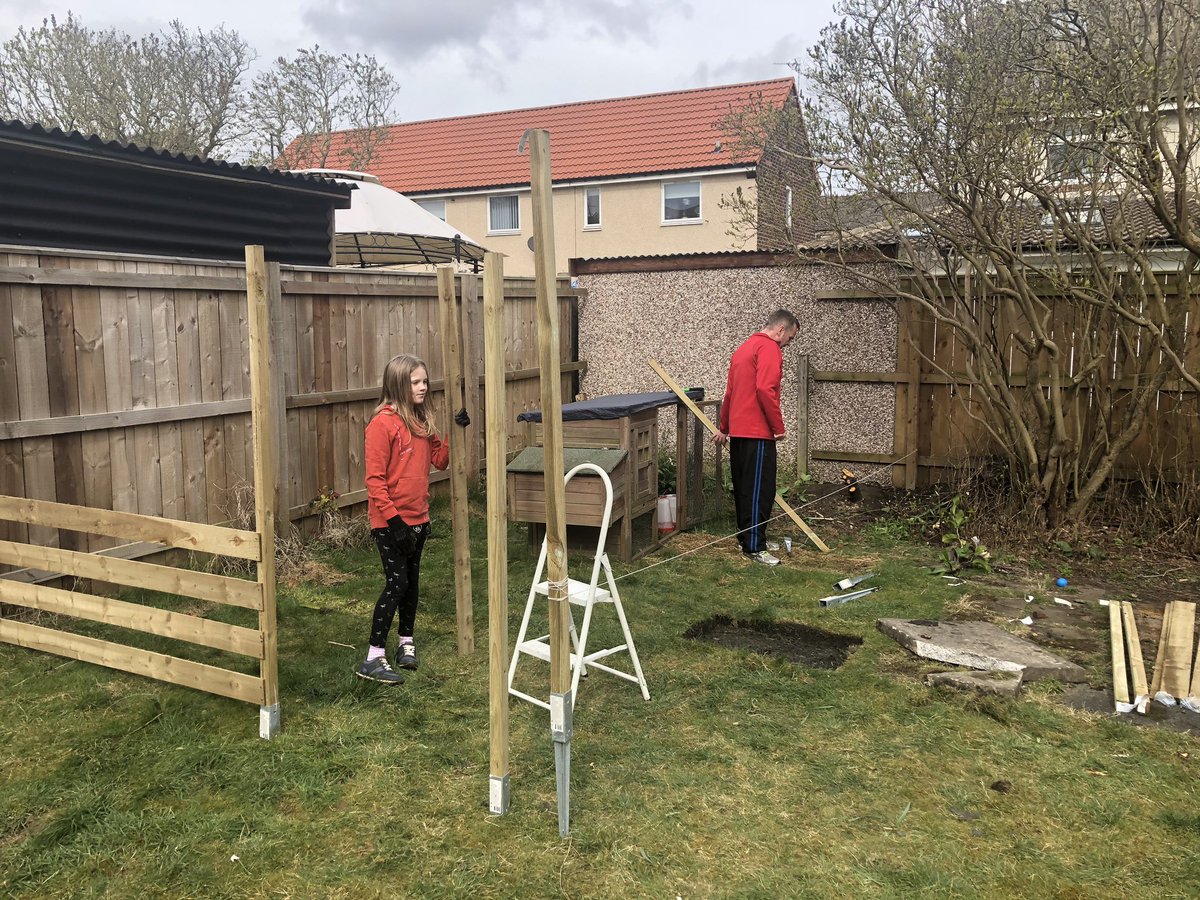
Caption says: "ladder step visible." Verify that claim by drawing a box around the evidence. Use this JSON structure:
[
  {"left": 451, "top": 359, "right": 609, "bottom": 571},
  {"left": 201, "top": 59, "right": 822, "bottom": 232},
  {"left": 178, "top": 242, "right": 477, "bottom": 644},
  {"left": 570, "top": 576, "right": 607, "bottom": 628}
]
[
  {"left": 533, "top": 577, "right": 611, "bottom": 605},
  {"left": 516, "top": 638, "right": 591, "bottom": 670}
]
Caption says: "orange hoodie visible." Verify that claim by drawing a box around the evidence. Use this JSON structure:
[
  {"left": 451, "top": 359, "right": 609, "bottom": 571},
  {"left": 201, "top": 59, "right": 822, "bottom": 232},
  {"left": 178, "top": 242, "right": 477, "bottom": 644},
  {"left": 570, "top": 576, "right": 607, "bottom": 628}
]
[{"left": 364, "top": 407, "right": 449, "bottom": 528}]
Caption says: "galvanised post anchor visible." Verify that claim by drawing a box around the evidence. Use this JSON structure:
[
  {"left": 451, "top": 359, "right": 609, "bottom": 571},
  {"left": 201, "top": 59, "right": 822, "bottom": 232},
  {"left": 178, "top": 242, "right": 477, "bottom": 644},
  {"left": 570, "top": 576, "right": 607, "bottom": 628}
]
[
  {"left": 489, "top": 774, "right": 511, "bottom": 815},
  {"left": 551, "top": 690, "right": 573, "bottom": 836},
  {"left": 259, "top": 703, "right": 280, "bottom": 739}
]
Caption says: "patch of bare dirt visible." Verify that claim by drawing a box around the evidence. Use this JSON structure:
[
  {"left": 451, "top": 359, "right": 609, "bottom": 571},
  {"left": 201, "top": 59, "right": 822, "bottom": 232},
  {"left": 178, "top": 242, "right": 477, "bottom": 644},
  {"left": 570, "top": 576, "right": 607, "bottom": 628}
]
[{"left": 685, "top": 615, "right": 863, "bottom": 669}]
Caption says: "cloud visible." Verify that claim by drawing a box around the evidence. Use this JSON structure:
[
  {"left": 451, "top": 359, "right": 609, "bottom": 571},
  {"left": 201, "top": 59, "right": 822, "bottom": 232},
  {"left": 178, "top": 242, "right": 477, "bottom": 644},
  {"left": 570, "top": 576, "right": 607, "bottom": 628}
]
[
  {"left": 688, "top": 33, "right": 802, "bottom": 87},
  {"left": 302, "top": 0, "right": 685, "bottom": 64}
]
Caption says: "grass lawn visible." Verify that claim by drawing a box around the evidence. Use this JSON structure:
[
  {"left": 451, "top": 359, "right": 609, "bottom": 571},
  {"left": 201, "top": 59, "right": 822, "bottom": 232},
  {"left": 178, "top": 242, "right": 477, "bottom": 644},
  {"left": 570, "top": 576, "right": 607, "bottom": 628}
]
[{"left": 2, "top": 499, "right": 1199, "bottom": 899}]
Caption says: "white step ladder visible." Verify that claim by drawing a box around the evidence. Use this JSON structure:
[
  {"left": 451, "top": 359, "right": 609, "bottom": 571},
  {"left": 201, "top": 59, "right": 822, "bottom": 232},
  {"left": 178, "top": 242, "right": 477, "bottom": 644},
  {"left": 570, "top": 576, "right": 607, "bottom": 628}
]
[{"left": 508, "top": 462, "right": 650, "bottom": 711}]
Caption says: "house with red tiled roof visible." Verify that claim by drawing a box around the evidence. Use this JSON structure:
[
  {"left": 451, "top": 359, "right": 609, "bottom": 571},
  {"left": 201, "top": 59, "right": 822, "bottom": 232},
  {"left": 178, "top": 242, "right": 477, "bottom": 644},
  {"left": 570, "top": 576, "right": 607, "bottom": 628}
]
[{"left": 301, "top": 78, "right": 820, "bottom": 276}]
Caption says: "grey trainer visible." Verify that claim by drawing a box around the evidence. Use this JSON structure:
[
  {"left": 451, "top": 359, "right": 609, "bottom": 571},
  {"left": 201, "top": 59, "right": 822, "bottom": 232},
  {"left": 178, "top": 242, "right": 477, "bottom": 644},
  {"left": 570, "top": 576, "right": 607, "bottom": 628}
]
[
  {"left": 356, "top": 656, "right": 405, "bottom": 684},
  {"left": 396, "top": 642, "right": 418, "bottom": 671}
]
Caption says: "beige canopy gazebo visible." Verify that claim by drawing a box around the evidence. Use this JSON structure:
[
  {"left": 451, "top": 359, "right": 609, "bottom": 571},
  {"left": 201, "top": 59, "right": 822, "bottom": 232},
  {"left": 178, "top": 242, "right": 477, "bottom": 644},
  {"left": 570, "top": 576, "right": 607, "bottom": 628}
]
[{"left": 295, "top": 168, "right": 486, "bottom": 269}]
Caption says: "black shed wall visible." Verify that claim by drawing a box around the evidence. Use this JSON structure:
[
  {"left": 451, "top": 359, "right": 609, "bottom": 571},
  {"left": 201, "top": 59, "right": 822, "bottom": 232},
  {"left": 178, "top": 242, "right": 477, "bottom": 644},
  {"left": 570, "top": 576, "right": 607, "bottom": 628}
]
[{"left": 0, "top": 121, "right": 351, "bottom": 266}]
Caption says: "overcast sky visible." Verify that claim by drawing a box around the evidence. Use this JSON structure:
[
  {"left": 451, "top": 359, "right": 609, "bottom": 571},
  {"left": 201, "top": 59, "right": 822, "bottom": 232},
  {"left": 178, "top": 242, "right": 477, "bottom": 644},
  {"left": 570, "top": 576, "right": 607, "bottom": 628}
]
[{"left": 3, "top": 0, "right": 842, "bottom": 121}]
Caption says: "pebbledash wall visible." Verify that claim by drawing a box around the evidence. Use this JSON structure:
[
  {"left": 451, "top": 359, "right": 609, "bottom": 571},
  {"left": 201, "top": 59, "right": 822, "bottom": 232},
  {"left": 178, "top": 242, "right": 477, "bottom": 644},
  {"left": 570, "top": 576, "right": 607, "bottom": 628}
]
[{"left": 570, "top": 251, "right": 901, "bottom": 485}]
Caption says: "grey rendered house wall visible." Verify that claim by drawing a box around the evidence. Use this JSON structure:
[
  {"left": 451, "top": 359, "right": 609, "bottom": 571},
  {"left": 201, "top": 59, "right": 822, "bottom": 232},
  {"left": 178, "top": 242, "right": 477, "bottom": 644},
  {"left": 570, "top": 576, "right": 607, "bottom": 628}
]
[{"left": 574, "top": 261, "right": 901, "bottom": 483}]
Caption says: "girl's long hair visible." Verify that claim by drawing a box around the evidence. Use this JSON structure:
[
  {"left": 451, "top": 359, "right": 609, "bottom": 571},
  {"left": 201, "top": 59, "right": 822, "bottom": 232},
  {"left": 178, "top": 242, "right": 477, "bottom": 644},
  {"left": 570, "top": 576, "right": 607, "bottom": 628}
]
[{"left": 374, "top": 354, "right": 438, "bottom": 437}]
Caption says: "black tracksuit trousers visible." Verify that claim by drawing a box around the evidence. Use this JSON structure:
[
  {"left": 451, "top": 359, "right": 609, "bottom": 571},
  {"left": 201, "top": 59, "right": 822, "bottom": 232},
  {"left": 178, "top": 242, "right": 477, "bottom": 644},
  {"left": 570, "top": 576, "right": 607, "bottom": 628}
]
[{"left": 730, "top": 437, "right": 776, "bottom": 554}]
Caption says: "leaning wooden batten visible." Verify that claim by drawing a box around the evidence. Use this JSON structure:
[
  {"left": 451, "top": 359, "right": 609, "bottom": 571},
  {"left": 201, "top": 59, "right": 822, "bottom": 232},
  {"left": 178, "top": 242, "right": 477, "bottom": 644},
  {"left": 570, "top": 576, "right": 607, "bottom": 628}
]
[{"left": 0, "top": 245, "right": 282, "bottom": 739}]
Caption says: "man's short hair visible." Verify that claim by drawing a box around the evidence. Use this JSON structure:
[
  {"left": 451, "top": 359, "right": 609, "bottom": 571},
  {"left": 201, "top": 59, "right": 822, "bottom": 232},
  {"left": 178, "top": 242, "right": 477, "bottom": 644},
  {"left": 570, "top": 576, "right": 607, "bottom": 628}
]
[{"left": 765, "top": 309, "right": 799, "bottom": 331}]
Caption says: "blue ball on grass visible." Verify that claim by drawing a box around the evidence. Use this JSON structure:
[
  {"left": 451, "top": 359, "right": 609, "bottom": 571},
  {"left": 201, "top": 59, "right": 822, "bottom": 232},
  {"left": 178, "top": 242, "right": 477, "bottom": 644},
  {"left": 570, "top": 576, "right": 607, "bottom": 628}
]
[{"left": 1055, "top": 577, "right": 1068, "bottom": 588}]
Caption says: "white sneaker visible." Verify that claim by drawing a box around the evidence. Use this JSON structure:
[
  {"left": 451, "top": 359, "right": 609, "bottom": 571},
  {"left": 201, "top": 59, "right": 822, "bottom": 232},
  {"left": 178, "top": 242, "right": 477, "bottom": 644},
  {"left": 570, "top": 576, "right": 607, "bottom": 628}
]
[{"left": 747, "top": 550, "right": 780, "bottom": 566}]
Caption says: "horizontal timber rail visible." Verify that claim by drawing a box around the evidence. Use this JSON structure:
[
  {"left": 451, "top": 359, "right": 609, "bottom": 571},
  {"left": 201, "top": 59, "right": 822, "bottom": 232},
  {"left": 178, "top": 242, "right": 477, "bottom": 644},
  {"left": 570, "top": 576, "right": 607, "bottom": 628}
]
[
  {"left": 0, "top": 494, "right": 272, "bottom": 710},
  {"left": 0, "top": 363, "right": 589, "bottom": 441}
]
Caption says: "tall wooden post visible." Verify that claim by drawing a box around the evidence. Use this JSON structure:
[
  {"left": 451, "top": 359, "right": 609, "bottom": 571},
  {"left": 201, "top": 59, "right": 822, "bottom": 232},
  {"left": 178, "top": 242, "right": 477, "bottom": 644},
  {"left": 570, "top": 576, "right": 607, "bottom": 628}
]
[
  {"left": 461, "top": 272, "right": 482, "bottom": 487},
  {"left": 437, "top": 265, "right": 474, "bottom": 654},
  {"left": 483, "top": 251, "right": 511, "bottom": 815},
  {"left": 525, "top": 127, "right": 572, "bottom": 836},
  {"left": 245, "top": 246, "right": 280, "bottom": 739}
]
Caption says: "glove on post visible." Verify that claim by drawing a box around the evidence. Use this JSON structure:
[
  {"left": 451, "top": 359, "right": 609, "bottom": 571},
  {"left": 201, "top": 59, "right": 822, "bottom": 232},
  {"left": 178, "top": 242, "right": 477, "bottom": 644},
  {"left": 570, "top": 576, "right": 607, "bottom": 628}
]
[{"left": 454, "top": 408, "right": 471, "bottom": 428}]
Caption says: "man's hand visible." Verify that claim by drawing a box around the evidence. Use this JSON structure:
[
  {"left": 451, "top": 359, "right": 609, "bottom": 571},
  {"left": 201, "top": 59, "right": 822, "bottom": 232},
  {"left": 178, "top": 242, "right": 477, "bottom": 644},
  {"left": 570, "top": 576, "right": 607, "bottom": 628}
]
[{"left": 711, "top": 431, "right": 729, "bottom": 446}]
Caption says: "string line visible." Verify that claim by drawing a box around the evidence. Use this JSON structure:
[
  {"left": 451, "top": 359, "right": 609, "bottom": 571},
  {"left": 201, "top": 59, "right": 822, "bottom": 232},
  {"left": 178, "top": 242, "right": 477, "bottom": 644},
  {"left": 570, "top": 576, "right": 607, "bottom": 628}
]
[{"left": 607, "top": 450, "right": 916, "bottom": 584}]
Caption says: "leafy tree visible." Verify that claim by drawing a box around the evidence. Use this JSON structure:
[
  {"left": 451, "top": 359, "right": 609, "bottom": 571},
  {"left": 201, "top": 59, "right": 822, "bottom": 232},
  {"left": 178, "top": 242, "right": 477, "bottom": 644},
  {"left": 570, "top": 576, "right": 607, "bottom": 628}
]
[
  {"left": 0, "top": 14, "right": 399, "bottom": 169},
  {"left": 798, "top": 0, "right": 1200, "bottom": 527}
]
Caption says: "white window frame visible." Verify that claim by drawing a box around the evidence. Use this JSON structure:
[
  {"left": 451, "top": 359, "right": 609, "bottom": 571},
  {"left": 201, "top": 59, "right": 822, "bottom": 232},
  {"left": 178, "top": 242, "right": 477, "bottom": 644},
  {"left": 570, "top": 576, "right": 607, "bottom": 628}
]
[
  {"left": 416, "top": 199, "right": 446, "bottom": 221},
  {"left": 662, "top": 180, "right": 701, "bottom": 225},
  {"left": 488, "top": 194, "right": 521, "bottom": 235},
  {"left": 584, "top": 187, "right": 602, "bottom": 230}
]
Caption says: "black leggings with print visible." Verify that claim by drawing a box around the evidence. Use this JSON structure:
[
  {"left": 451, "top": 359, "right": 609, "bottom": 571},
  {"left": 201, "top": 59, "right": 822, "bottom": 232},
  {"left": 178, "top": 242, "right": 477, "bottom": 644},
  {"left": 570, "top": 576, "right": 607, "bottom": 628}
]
[{"left": 368, "top": 522, "right": 430, "bottom": 648}]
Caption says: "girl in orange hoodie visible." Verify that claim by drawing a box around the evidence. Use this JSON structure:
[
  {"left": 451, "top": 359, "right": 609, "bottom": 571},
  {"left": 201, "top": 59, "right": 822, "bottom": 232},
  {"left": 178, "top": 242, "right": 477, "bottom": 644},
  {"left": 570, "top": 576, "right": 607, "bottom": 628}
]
[{"left": 356, "top": 354, "right": 450, "bottom": 684}]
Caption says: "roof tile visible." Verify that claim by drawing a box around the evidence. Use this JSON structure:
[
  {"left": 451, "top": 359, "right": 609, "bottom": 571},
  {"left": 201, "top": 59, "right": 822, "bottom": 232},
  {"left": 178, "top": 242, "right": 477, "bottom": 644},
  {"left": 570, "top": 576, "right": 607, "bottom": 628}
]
[{"left": 309, "top": 78, "right": 797, "bottom": 194}]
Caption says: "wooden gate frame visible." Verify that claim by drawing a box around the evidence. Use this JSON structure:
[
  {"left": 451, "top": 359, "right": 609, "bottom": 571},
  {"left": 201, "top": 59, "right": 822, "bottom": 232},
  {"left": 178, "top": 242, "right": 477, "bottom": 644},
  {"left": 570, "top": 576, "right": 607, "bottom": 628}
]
[{"left": 0, "top": 246, "right": 280, "bottom": 738}]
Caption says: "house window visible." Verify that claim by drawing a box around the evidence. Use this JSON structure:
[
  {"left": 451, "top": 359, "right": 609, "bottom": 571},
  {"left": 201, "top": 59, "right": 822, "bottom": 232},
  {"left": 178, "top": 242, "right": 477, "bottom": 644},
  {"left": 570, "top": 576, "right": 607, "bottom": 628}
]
[
  {"left": 785, "top": 186, "right": 793, "bottom": 233},
  {"left": 662, "top": 180, "right": 701, "bottom": 223},
  {"left": 417, "top": 199, "right": 446, "bottom": 221},
  {"left": 1047, "top": 129, "right": 1107, "bottom": 182},
  {"left": 584, "top": 188, "right": 601, "bottom": 229},
  {"left": 488, "top": 194, "right": 520, "bottom": 233}
]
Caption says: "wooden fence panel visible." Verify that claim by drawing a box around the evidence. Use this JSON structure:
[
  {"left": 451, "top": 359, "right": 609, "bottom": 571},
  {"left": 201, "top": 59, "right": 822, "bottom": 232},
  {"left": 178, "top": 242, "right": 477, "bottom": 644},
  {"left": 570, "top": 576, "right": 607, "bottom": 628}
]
[{"left": 0, "top": 247, "right": 580, "bottom": 570}]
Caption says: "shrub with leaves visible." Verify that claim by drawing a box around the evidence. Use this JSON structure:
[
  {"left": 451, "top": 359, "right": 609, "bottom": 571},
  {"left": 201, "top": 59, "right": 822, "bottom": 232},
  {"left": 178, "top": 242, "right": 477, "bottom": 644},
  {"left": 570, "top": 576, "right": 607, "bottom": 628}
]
[{"left": 931, "top": 495, "right": 992, "bottom": 575}]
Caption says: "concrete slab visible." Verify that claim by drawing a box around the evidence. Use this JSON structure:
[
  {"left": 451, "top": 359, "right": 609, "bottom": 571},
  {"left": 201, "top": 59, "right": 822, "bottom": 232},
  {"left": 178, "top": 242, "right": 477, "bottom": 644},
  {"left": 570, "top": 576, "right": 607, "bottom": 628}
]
[
  {"left": 877, "top": 618, "right": 1088, "bottom": 683},
  {"left": 926, "top": 670, "right": 1023, "bottom": 697}
]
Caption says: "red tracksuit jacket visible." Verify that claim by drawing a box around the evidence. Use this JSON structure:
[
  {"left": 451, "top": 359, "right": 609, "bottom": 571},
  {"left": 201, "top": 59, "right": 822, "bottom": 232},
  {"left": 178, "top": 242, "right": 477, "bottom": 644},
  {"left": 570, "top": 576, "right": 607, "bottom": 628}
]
[
  {"left": 364, "top": 407, "right": 449, "bottom": 528},
  {"left": 718, "top": 332, "right": 785, "bottom": 439}
]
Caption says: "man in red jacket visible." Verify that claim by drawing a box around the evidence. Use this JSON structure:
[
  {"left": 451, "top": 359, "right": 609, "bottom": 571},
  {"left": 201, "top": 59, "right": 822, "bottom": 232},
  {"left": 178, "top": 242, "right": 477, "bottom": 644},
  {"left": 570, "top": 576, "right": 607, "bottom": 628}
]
[{"left": 713, "top": 309, "right": 799, "bottom": 565}]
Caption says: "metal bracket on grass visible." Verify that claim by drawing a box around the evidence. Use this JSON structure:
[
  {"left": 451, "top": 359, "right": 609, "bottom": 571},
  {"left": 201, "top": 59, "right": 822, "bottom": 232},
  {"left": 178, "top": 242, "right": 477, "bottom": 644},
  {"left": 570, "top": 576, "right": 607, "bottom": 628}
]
[
  {"left": 819, "top": 587, "right": 878, "bottom": 608},
  {"left": 833, "top": 572, "right": 876, "bottom": 591}
]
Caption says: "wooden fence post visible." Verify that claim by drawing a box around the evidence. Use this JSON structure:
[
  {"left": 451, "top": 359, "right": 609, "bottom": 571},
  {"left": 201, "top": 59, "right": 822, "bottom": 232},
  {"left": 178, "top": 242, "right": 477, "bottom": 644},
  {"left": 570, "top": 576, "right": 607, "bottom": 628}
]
[
  {"left": 245, "top": 245, "right": 280, "bottom": 739},
  {"left": 483, "top": 251, "right": 510, "bottom": 815},
  {"left": 438, "top": 265, "right": 474, "bottom": 655},
  {"left": 897, "top": 298, "right": 921, "bottom": 490},
  {"left": 795, "top": 352, "right": 810, "bottom": 481}
]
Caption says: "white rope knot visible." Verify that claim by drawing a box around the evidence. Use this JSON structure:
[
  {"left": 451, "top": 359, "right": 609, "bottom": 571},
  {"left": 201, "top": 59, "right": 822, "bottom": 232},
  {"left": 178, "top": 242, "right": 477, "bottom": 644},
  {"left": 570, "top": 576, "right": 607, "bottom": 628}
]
[{"left": 546, "top": 575, "right": 570, "bottom": 598}]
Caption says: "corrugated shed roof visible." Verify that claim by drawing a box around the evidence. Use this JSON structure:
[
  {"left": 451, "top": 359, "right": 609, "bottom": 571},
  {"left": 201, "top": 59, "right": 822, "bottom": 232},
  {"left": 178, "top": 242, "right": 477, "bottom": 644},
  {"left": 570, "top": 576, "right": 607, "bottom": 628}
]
[
  {"left": 0, "top": 119, "right": 352, "bottom": 198},
  {"left": 1, "top": 118, "right": 352, "bottom": 265},
  {"left": 304, "top": 78, "right": 797, "bottom": 194}
]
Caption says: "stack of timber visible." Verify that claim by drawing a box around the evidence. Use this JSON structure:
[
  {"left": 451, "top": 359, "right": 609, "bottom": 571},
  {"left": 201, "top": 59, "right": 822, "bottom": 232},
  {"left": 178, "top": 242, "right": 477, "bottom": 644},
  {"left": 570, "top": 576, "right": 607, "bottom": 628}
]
[
  {"left": 1109, "top": 601, "right": 1150, "bottom": 714},
  {"left": 1147, "top": 600, "right": 1200, "bottom": 712}
]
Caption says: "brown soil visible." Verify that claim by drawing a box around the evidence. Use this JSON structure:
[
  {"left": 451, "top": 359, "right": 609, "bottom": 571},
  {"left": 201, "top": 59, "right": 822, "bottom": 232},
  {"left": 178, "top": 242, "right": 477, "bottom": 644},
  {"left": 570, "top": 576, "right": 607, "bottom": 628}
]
[{"left": 685, "top": 615, "right": 863, "bottom": 669}]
